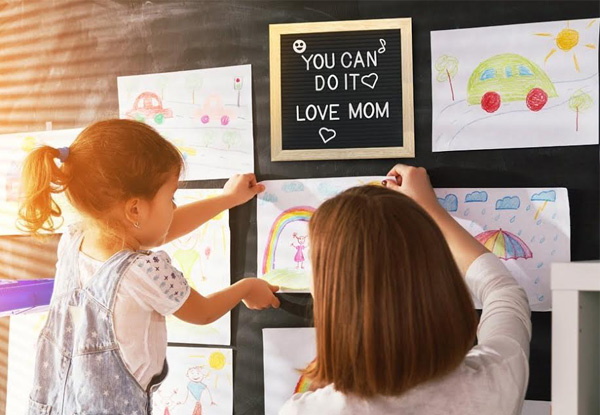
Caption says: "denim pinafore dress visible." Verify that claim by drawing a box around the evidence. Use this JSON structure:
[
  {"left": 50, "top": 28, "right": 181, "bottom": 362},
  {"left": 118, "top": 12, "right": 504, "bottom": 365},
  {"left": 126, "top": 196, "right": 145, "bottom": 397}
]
[{"left": 28, "top": 230, "right": 168, "bottom": 415}]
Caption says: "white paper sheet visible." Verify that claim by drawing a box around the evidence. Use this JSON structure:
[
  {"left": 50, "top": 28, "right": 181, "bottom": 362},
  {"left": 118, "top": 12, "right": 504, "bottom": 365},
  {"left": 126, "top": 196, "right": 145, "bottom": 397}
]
[
  {"left": 117, "top": 65, "right": 254, "bottom": 180},
  {"left": 6, "top": 311, "right": 48, "bottom": 415},
  {"left": 257, "top": 176, "right": 386, "bottom": 292},
  {"left": 263, "top": 327, "right": 317, "bottom": 415},
  {"left": 431, "top": 18, "right": 599, "bottom": 152},
  {"left": 435, "top": 188, "right": 570, "bottom": 311},
  {"left": 0, "top": 128, "right": 82, "bottom": 235},
  {"left": 153, "top": 346, "right": 233, "bottom": 415},
  {"left": 158, "top": 189, "right": 231, "bottom": 345}
]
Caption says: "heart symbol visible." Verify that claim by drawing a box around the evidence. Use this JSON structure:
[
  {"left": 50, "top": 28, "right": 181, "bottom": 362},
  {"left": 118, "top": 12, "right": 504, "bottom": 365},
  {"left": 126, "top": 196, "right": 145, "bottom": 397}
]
[
  {"left": 361, "top": 73, "right": 378, "bottom": 89},
  {"left": 319, "top": 127, "right": 336, "bottom": 144}
]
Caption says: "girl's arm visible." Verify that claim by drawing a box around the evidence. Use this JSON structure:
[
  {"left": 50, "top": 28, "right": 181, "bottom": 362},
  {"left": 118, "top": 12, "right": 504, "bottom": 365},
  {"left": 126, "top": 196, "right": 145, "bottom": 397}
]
[
  {"left": 384, "top": 165, "right": 487, "bottom": 274},
  {"left": 174, "top": 278, "right": 280, "bottom": 325},
  {"left": 164, "top": 195, "right": 235, "bottom": 243},
  {"left": 164, "top": 173, "right": 264, "bottom": 244}
]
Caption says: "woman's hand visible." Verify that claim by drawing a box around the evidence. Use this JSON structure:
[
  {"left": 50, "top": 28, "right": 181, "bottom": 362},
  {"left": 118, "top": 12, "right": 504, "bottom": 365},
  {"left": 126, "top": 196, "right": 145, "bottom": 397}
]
[
  {"left": 223, "top": 173, "right": 265, "bottom": 207},
  {"left": 241, "top": 278, "right": 280, "bottom": 310},
  {"left": 384, "top": 164, "right": 488, "bottom": 274},
  {"left": 383, "top": 164, "right": 443, "bottom": 217}
]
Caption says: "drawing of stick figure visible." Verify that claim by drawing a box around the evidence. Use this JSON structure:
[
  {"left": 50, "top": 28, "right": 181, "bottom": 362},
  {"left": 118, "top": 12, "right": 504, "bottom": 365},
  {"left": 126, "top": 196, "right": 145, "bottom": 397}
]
[
  {"left": 177, "top": 365, "right": 216, "bottom": 415},
  {"left": 290, "top": 233, "right": 307, "bottom": 269},
  {"left": 155, "top": 388, "right": 180, "bottom": 415}
]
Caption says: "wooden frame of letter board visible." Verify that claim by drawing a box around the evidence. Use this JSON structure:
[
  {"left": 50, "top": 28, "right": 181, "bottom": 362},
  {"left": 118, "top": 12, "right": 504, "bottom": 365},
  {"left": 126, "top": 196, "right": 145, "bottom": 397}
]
[{"left": 270, "top": 18, "right": 414, "bottom": 161}]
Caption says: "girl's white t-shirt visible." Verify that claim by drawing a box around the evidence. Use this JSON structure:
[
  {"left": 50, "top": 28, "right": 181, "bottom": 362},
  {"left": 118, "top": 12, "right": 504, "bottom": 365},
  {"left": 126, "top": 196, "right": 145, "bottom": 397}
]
[
  {"left": 279, "top": 253, "right": 532, "bottom": 415},
  {"left": 55, "top": 225, "right": 191, "bottom": 390}
]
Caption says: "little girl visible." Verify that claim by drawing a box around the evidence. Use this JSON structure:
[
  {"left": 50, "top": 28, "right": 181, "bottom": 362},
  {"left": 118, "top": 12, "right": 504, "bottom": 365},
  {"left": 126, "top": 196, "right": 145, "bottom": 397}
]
[
  {"left": 280, "top": 165, "right": 531, "bottom": 415},
  {"left": 18, "top": 119, "right": 279, "bottom": 415}
]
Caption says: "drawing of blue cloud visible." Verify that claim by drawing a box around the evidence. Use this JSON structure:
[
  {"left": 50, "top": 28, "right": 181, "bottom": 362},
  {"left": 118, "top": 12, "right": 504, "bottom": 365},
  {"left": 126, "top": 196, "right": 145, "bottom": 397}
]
[
  {"left": 260, "top": 192, "right": 278, "bottom": 203},
  {"left": 282, "top": 181, "right": 305, "bottom": 193},
  {"left": 317, "top": 182, "right": 342, "bottom": 198},
  {"left": 465, "top": 191, "right": 488, "bottom": 203},
  {"left": 531, "top": 190, "right": 556, "bottom": 202},
  {"left": 495, "top": 196, "right": 520, "bottom": 210},
  {"left": 437, "top": 194, "right": 458, "bottom": 212}
]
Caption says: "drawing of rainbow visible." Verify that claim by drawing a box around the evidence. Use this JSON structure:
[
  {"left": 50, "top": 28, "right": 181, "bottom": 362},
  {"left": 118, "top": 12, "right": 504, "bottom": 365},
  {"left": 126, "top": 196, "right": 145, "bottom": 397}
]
[
  {"left": 261, "top": 206, "right": 316, "bottom": 275},
  {"left": 294, "top": 373, "right": 312, "bottom": 393}
]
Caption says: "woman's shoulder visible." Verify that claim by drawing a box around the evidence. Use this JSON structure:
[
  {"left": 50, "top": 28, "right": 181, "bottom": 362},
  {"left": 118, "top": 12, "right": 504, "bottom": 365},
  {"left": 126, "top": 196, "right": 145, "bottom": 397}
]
[{"left": 279, "top": 385, "right": 347, "bottom": 415}]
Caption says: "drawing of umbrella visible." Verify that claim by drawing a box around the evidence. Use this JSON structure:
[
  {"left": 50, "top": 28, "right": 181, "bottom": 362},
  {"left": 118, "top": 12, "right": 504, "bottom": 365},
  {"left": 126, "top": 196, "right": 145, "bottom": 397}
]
[{"left": 475, "top": 228, "right": 533, "bottom": 260}]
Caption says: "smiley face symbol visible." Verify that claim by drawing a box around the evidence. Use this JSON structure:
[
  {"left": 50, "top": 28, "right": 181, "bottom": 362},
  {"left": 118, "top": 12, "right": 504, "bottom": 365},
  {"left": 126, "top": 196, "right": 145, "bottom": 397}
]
[{"left": 292, "top": 39, "right": 306, "bottom": 54}]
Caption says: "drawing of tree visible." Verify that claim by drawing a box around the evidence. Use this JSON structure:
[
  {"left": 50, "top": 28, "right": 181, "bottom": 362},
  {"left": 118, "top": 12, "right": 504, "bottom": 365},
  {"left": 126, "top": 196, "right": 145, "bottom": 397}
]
[
  {"left": 568, "top": 90, "right": 593, "bottom": 132},
  {"left": 157, "top": 76, "right": 169, "bottom": 99},
  {"left": 221, "top": 131, "right": 241, "bottom": 150},
  {"left": 435, "top": 55, "right": 459, "bottom": 101},
  {"left": 186, "top": 74, "right": 204, "bottom": 105},
  {"left": 201, "top": 130, "right": 217, "bottom": 148}
]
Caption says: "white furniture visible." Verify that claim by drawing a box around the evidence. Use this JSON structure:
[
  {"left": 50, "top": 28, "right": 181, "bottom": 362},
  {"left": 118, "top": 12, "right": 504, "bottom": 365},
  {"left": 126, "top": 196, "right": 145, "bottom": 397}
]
[{"left": 551, "top": 262, "right": 600, "bottom": 415}]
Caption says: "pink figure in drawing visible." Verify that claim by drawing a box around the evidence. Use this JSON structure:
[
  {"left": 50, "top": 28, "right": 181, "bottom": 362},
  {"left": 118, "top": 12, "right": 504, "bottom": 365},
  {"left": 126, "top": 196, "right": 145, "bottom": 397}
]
[
  {"left": 198, "top": 246, "right": 212, "bottom": 283},
  {"left": 291, "top": 233, "right": 307, "bottom": 269}
]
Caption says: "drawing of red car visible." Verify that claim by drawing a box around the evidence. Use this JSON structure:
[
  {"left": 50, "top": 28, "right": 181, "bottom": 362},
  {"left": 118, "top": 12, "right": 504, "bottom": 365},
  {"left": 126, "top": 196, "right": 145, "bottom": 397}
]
[
  {"left": 194, "top": 95, "right": 236, "bottom": 126},
  {"left": 126, "top": 92, "right": 173, "bottom": 124}
]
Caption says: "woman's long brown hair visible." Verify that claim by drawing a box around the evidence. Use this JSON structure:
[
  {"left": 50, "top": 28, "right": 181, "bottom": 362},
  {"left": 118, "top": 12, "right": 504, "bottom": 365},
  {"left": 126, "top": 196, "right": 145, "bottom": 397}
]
[{"left": 305, "top": 185, "right": 478, "bottom": 398}]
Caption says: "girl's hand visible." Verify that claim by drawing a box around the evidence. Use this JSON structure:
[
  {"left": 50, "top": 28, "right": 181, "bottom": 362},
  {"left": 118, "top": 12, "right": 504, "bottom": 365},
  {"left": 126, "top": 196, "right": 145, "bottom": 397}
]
[
  {"left": 223, "top": 173, "right": 265, "bottom": 207},
  {"left": 383, "top": 164, "right": 443, "bottom": 217},
  {"left": 242, "top": 279, "right": 280, "bottom": 310}
]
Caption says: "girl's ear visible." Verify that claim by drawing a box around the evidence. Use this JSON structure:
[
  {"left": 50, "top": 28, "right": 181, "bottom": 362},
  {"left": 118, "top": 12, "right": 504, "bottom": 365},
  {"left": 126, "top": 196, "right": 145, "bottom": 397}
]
[{"left": 124, "top": 197, "right": 141, "bottom": 225}]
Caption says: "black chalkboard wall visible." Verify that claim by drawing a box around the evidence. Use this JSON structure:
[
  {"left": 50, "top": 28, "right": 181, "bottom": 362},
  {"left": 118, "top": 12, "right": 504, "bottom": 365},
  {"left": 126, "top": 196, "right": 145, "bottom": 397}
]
[{"left": 1, "top": 1, "right": 599, "bottom": 414}]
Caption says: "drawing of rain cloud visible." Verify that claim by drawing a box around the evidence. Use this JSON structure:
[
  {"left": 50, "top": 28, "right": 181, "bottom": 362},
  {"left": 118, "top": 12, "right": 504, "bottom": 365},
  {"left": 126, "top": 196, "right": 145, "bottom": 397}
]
[
  {"left": 438, "top": 194, "right": 458, "bottom": 212},
  {"left": 259, "top": 192, "right": 278, "bottom": 203},
  {"left": 465, "top": 191, "right": 488, "bottom": 203},
  {"left": 317, "top": 182, "right": 343, "bottom": 198},
  {"left": 495, "top": 196, "right": 520, "bottom": 210},
  {"left": 531, "top": 190, "right": 556, "bottom": 202},
  {"left": 282, "top": 181, "right": 305, "bottom": 193}
]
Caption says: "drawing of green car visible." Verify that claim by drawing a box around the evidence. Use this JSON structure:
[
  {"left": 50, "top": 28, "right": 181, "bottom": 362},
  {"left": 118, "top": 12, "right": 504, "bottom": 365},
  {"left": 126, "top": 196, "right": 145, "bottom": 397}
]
[{"left": 467, "top": 53, "right": 558, "bottom": 113}]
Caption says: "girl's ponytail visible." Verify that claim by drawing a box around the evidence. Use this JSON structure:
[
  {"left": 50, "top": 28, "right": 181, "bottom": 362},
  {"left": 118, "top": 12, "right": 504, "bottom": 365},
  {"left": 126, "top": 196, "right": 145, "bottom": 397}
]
[{"left": 18, "top": 146, "right": 70, "bottom": 234}]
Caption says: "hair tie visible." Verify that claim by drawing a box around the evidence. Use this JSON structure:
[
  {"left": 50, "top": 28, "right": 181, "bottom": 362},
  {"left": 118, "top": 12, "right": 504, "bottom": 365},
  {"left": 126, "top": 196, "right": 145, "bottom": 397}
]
[{"left": 56, "top": 147, "right": 70, "bottom": 163}]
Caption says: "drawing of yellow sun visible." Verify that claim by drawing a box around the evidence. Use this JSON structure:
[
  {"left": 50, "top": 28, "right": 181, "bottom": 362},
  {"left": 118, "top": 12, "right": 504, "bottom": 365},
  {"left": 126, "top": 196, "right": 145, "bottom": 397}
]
[
  {"left": 209, "top": 351, "right": 226, "bottom": 370},
  {"left": 190, "top": 350, "right": 232, "bottom": 389},
  {"left": 535, "top": 20, "right": 597, "bottom": 72}
]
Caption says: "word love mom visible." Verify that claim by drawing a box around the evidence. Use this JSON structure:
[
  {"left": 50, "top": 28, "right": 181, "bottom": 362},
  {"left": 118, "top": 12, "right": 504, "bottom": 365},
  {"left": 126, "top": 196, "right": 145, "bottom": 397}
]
[{"left": 295, "top": 38, "right": 391, "bottom": 126}]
